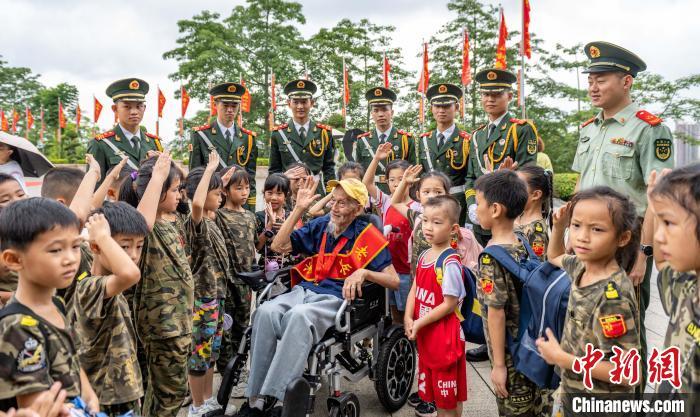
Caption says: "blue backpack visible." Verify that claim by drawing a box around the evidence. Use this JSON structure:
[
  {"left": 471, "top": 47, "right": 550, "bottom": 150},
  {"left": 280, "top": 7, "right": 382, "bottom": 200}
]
[
  {"left": 435, "top": 248, "right": 486, "bottom": 345},
  {"left": 482, "top": 235, "right": 571, "bottom": 389}
]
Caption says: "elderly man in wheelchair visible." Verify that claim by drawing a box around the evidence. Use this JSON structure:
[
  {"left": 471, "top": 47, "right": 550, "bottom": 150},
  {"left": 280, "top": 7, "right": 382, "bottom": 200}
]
[{"left": 230, "top": 177, "right": 411, "bottom": 417}]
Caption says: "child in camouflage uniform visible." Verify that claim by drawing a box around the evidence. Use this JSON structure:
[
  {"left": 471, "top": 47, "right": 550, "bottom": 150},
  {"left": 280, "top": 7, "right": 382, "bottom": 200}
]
[
  {"left": 184, "top": 153, "right": 230, "bottom": 417},
  {"left": 0, "top": 198, "right": 99, "bottom": 412},
  {"left": 473, "top": 171, "right": 551, "bottom": 417},
  {"left": 73, "top": 203, "right": 148, "bottom": 417},
  {"left": 539, "top": 187, "right": 642, "bottom": 414},
  {"left": 215, "top": 165, "right": 258, "bottom": 375},
  {"left": 120, "top": 152, "right": 194, "bottom": 417},
  {"left": 514, "top": 165, "right": 552, "bottom": 261},
  {"left": 647, "top": 165, "right": 700, "bottom": 416}
]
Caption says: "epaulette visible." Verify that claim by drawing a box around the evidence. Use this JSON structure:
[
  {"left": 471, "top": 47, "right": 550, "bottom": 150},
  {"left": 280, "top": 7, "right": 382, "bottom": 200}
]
[
  {"left": 356, "top": 132, "right": 371, "bottom": 139},
  {"left": 509, "top": 117, "right": 527, "bottom": 125},
  {"left": 316, "top": 122, "right": 332, "bottom": 131},
  {"left": 240, "top": 127, "right": 257, "bottom": 137},
  {"left": 636, "top": 110, "right": 663, "bottom": 126},
  {"left": 580, "top": 117, "right": 596, "bottom": 128},
  {"left": 145, "top": 132, "right": 158, "bottom": 140},
  {"left": 397, "top": 129, "right": 413, "bottom": 137},
  {"left": 420, "top": 131, "right": 432, "bottom": 138},
  {"left": 459, "top": 131, "right": 471, "bottom": 139},
  {"left": 193, "top": 123, "right": 211, "bottom": 132},
  {"left": 94, "top": 130, "right": 115, "bottom": 140},
  {"left": 272, "top": 123, "right": 289, "bottom": 131}
]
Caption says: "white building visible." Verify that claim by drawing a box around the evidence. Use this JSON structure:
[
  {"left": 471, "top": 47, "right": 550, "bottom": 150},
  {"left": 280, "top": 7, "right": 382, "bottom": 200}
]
[{"left": 674, "top": 123, "right": 700, "bottom": 166}]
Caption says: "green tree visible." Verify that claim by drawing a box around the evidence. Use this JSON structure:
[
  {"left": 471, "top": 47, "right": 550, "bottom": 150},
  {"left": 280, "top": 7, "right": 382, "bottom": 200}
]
[{"left": 0, "top": 57, "right": 41, "bottom": 111}]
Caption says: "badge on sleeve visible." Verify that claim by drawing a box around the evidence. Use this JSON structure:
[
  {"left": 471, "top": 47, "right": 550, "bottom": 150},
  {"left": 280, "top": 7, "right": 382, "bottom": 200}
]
[
  {"left": 16, "top": 337, "right": 46, "bottom": 373},
  {"left": 532, "top": 241, "right": 545, "bottom": 257},
  {"left": 480, "top": 254, "right": 491, "bottom": 265},
  {"left": 604, "top": 282, "right": 620, "bottom": 300},
  {"left": 480, "top": 278, "right": 494, "bottom": 295},
  {"left": 527, "top": 137, "right": 537, "bottom": 155},
  {"left": 599, "top": 314, "right": 627, "bottom": 338},
  {"left": 654, "top": 139, "right": 672, "bottom": 161}
]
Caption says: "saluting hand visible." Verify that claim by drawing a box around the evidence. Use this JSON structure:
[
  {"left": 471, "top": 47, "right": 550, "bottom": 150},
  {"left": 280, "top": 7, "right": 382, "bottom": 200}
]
[
  {"left": 106, "top": 157, "right": 129, "bottom": 185},
  {"left": 294, "top": 176, "right": 320, "bottom": 210},
  {"left": 151, "top": 151, "right": 172, "bottom": 182},
  {"left": 374, "top": 142, "right": 393, "bottom": 161},
  {"left": 402, "top": 164, "right": 423, "bottom": 184},
  {"left": 85, "top": 213, "right": 111, "bottom": 244},
  {"left": 206, "top": 151, "right": 219, "bottom": 173},
  {"left": 85, "top": 154, "right": 102, "bottom": 182}
]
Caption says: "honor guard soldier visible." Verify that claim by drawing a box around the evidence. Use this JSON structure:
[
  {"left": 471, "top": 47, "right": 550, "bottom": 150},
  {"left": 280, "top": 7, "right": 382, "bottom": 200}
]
[
  {"left": 354, "top": 87, "right": 416, "bottom": 194},
  {"left": 465, "top": 68, "right": 539, "bottom": 246},
  {"left": 269, "top": 79, "right": 336, "bottom": 195},
  {"left": 573, "top": 41, "right": 675, "bottom": 386},
  {"left": 88, "top": 78, "right": 163, "bottom": 182},
  {"left": 417, "top": 83, "right": 471, "bottom": 224},
  {"left": 189, "top": 82, "right": 258, "bottom": 208}
]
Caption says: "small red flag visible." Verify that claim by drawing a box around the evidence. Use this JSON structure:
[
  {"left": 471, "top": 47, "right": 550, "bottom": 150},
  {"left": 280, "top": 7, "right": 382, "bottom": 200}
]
[
  {"left": 461, "top": 30, "right": 472, "bottom": 86},
  {"left": 26, "top": 107, "right": 34, "bottom": 131},
  {"left": 94, "top": 96, "right": 103, "bottom": 123},
  {"left": 0, "top": 110, "right": 7, "bottom": 132},
  {"left": 417, "top": 43, "right": 429, "bottom": 93},
  {"left": 270, "top": 73, "right": 277, "bottom": 111},
  {"left": 383, "top": 52, "right": 390, "bottom": 89},
  {"left": 181, "top": 86, "right": 190, "bottom": 117},
  {"left": 495, "top": 8, "right": 508, "bottom": 69},
  {"left": 209, "top": 95, "right": 217, "bottom": 117},
  {"left": 58, "top": 101, "right": 66, "bottom": 129},
  {"left": 241, "top": 78, "right": 251, "bottom": 113},
  {"left": 11, "top": 109, "right": 20, "bottom": 133},
  {"left": 342, "top": 59, "right": 350, "bottom": 123},
  {"left": 76, "top": 105, "right": 82, "bottom": 130},
  {"left": 522, "top": 0, "right": 532, "bottom": 59},
  {"left": 157, "top": 88, "right": 166, "bottom": 118}
]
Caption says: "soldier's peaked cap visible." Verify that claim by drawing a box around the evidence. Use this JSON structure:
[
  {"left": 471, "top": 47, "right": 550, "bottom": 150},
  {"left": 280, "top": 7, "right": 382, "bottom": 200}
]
[
  {"left": 583, "top": 41, "right": 646, "bottom": 77},
  {"left": 365, "top": 87, "right": 397, "bottom": 106},
  {"left": 426, "top": 83, "right": 462, "bottom": 105},
  {"left": 209, "top": 82, "right": 246, "bottom": 103},
  {"left": 475, "top": 68, "right": 517, "bottom": 92},
  {"left": 284, "top": 79, "right": 317, "bottom": 98},
  {"left": 106, "top": 78, "right": 149, "bottom": 102}
]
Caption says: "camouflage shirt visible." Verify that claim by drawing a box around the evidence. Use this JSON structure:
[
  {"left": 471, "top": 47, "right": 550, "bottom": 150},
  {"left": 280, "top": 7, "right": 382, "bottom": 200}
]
[
  {"left": 514, "top": 219, "right": 549, "bottom": 260},
  {"left": 73, "top": 275, "right": 143, "bottom": 405},
  {"left": 134, "top": 219, "right": 194, "bottom": 341},
  {"left": 186, "top": 216, "right": 230, "bottom": 300},
  {"left": 656, "top": 266, "right": 699, "bottom": 396},
  {"left": 0, "top": 298, "right": 81, "bottom": 400},
  {"left": 407, "top": 208, "right": 429, "bottom": 280},
  {"left": 476, "top": 244, "right": 526, "bottom": 361},
  {"left": 0, "top": 268, "right": 18, "bottom": 293},
  {"left": 215, "top": 208, "right": 258, "bottom": 275},
  {"left": 559, "top": 255, "right": 640, "bottom": 393}
]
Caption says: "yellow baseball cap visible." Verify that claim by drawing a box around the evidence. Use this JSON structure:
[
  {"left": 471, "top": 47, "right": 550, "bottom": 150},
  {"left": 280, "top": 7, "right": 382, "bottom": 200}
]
[{"left": 327, "top": 178, "right": 368, "bottom": 207}]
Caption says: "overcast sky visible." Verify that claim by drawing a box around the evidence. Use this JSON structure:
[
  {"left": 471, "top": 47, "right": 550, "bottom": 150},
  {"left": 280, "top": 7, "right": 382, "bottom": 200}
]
[{"left": 3, "top": 0, "right": 699, "bottom": 138}]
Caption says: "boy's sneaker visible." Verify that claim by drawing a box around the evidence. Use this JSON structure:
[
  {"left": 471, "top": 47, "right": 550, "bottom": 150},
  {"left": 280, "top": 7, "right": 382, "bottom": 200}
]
[
  {"left": 414, "top": 401, "right": 437, "bottom": 417},
  {"left": 187, "top": 404, "right": 206, "bottom": 417},
  {"left": 200, "top": 397, "right": 223, "bottom": 415},
  {"left": 407, "top": 391, "right": 421, "bottom": 407}
]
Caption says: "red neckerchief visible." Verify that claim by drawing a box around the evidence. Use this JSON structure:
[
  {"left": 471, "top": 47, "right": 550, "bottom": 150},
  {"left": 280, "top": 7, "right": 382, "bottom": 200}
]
[{"left": 314, "top": 232, "right": 349, "bottom": 283}]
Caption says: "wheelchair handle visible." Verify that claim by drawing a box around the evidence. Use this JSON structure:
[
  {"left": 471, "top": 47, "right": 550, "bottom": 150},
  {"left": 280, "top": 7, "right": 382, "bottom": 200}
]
[{"left": 334, "top": 300, "right": 350, "bottom": 332}]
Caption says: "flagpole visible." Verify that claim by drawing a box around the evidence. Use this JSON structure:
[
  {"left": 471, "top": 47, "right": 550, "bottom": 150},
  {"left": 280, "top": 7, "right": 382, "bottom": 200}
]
[
  {"left": 57, "top": 98, "right": 62, "bottom": 159},
  {"left": 156, "top": 84, "right": 160, "bottom": 139},
  {"left": 520, "top": 0, "right": 527, "bottom": 119}
]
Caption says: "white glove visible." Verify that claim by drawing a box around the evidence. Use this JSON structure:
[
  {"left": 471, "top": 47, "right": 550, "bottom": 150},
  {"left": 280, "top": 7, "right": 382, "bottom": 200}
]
[{"left": 468, "top": 204, "right": 480, "bottom": 225}]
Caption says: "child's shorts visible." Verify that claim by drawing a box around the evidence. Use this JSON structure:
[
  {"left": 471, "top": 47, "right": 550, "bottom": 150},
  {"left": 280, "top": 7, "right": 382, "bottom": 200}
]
[
  {"left": 189, "top": 298, "right": 225, "bottom": 375},
  {"left": 418, "top": 355, "right": 467, "bottom": 410},
  {"left": 388, "top": 273, "right": 412, "bottom": 311}
]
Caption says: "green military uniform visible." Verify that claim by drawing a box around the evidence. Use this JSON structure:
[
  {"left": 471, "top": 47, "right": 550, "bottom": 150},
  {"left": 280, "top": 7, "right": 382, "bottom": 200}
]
[
  {"left": 573, "top": 42, "right": 675, "bottom": 389},
  {"left": 477, "top": 246, "right": 552, "bottom": 417},
  {"left": 73, "top": 274, "right": 143, "bottom": 413},
  {"left": 656, "top": 266, "right": 699, "bottom": 414},
  {"left": 88, "top": 78, "right": 163, "bottom": 182},
  {"left": 417, "top": 83, "right": 471, "bottom": 224},
  {"left": 354, "top": 87, "right": 416, "bottom": 194},
  {"left": 134, "top": 219, "right": 193, "bottom": 417},
  {"left": 269, "top": 79, "right": 336, "bottom": 195},
  {"left": 214, "top": 208, "right": 259, "bottom": 372},
  {"left": 465, "top": 69, "right": 538, "bottom": 246},
  {"left": 514, "top": 219, "right": 549, "bottom": 260},
  {"left": 189, "top": 82, "right": 258, "bottom": 208}
]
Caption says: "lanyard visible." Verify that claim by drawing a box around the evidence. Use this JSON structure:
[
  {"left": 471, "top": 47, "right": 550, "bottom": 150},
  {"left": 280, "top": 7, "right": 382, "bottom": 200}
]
[{"left": 314, "top": 232, "right": 349, "bottom": 283}]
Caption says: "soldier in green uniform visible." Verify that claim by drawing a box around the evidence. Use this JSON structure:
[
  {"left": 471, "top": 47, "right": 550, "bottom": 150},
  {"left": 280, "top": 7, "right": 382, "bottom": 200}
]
[
  {"left": 417, "top": 83, "right": 471, "bottom": 224},
  {"left": 465, "top": 68, "right": 538, "bottom": 247},
  {"left": 354, "top": 87, "right": 415, "bottom": 194},
  {"left": 573, "top": 41, "right": 675, "bottom": 387},
  {"left": 269, "top": 79, "right": 336, "bottom": 195},
  {"left": 88, "top": 78, "right": 163, "bottom": 182},
  {"left": 189, "top": 82, "right": 258, "bottom": 208}
]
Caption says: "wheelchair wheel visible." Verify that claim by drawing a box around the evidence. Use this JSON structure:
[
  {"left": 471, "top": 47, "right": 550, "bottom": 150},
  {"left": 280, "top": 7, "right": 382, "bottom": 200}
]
[
  {"left": 328, "top": 392, "right": 360, "bottom": 417},
  {"left": 373, "top": 330, "right": 416, "bottom": 412}
]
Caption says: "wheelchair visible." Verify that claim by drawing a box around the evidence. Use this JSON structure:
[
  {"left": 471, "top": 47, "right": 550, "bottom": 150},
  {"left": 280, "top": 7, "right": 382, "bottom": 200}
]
[{"left": 210, "top": 224, "right": 416, "bottom": 417}]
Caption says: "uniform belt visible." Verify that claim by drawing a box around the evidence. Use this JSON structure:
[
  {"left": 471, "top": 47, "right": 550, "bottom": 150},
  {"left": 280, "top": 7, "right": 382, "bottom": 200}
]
[{"left": 450, "top": 185, "right": 467, "bottom": 194}]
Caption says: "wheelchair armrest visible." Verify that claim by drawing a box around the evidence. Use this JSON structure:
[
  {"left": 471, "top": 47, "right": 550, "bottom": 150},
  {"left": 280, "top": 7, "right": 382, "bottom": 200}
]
[
  {"left": 334, "top": 281, "right": 383, "bottom": 332},
  {"left": 235, "top": 266, "right": 292, "bottom": 292}
]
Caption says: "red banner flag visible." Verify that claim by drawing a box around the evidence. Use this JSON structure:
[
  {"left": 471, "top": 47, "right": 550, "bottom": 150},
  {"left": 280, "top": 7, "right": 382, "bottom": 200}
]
[
  {"left": 495, "top": 7, "right": 508, "bottom": 69},
  {"left": 417, "top": 43, "right": 429, "bottom": 93},
  {"left": 241, "top": 78, "right": 251, "bottom": 113},
  {"left": 270, "top": 72, "right": 277, "bottom": 111},
  {"left": 181, "top": 86, "right": 190, "bottom": 117},
  {"left": 0, "top": 110, "right": 7, "bottom": 132},
  {"left": 94, "top": 96, "right": 103, "bottom": 123},
  {"left": 342, "top": 59, "right": 350, "bottom": 123},
  {"left": 522, "top": 0, "right": 532, "bottom": 59},
  {"left": 209, "top": 95, "right": 217, "bottom": 117},
  {"left": 11, "top": 109, "right": 20, "bottom": 133},
  {"left": 383, "top": 52, "right": 390, "bottom": 89},
  {"left": 76, "top": 105, "right": 82, "bottom": 130},
  {"left": 58, "top": 101, "right": 66, "bottom": 129},
  {"left": 461, "top": 30, "right": 472, "bottom": 86},
  {"left": 26, "top": 107, "right": 34, "bottom": 131},
  {"left": 157, "top": 87, "right": 166, "bottom": 118}
]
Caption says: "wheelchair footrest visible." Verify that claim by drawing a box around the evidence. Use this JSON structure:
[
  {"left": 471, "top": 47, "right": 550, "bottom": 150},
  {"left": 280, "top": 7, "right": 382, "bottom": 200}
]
[
  {"left": 281, "top": 377, "right": 311, "bottom": 417},
  {"left": 335, "top": 350, "right": 364, "bottom": 374}
]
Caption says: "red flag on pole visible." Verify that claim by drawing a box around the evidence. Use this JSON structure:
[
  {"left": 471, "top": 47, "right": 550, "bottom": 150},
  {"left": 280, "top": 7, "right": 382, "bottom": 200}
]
[
  {"left": 383, "top": 52, "right": 390, "bottom": 88},
  {"left": 342, "top": 59, "right": 350, "bottom": 125},
  {"left": 417, "top": 43, "right": 429, "bottom": 93},
  {"left": 58, "top": 101, "right": 66, "bottom": 129},
  {"left": 270, "top": 72, "right": 277, "bottom": 111},
  {"left": 11, "top": 109, "right": 20, "bottom": 133},
  {"left": 0, "top": 110, "right": 7, "bottom": 132},
  {"left": 495, "top": 7, "right": 508, "bottom": 69},
  {"left": 240, "top": 78, "right": 251, "bottom": 113},
  {"left": 522, "top": 0, "right": 532, "bottom": 59},
  {"left": 94, "top": 96, "right": 103, "bottom": 123},
  {"left": 26, "top": 107, "right": 34, "bottom": 131},
  {"left": 209, "top": 96, "right": 217, "bottom": 117},
  {"left": 181, "top": 86, "right": 190, "bottom": 117},
  {"left": 76, "top": 105, "right": 82, "bottom": 131},
  {"left": 461, "top": 30, "right": 472, "bottom": 86},
  {"left": 157, "top": 87, "right": 166, "bottom": 118}
]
